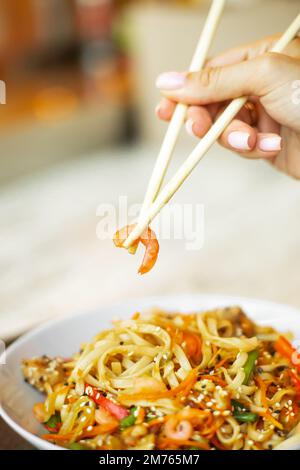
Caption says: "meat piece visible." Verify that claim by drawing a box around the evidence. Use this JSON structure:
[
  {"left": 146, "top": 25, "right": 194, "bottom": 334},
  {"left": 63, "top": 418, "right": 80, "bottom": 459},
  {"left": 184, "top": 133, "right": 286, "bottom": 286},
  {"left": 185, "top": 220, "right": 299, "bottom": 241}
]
[
  {"left": 22, "top": 355, "right": 68, "bottom": 393},
  {"left": 219, "top": 307, "right": 256, "bottom": 337}
]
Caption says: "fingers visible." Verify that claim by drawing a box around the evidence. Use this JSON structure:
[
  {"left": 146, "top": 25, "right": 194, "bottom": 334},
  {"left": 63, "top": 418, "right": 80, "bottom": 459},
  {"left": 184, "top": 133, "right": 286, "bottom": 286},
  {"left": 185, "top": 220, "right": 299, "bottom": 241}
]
[
  {"left": 155, "top": 98, "right": 176, "bottom": 121},
  {"left": 206, "top": 35, "right": 279, "bottom": 68},
  {"left": 155, "top": 99, "right": 212, "bottom": 138},
  {"left": 155, "top": 53, "right": 287, "bottom": 106},
  {"left": 186, "top": 106, "right": 212, "bottom": 138},
  {"left": 219, "top": 121, "right": 281, "bottom": 159},
  {"left": 218, "top": 119, "right": 256, "bottom": 154}
]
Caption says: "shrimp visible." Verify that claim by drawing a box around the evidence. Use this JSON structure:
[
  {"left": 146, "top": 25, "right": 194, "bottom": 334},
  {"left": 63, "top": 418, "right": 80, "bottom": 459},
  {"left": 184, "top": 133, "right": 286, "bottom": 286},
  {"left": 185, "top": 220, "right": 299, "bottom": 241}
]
[
  {"left": 164, "top": 416, "right": 193, "bottom": 441},
  {"left": 113, "top": 224, "right": 159, "bottom": 275}
]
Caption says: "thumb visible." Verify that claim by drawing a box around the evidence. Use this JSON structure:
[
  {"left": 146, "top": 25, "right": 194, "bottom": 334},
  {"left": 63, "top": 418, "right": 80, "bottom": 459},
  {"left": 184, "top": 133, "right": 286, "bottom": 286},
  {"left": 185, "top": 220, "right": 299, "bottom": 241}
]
[{"left": 156, "top": 53, "right": 284, "bottom": 105}]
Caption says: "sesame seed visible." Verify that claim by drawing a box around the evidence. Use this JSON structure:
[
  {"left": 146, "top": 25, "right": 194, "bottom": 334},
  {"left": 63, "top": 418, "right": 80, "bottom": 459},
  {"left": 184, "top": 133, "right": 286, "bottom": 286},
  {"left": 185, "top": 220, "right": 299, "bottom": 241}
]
[{"left": 213, "top": 411, "right": 221, "bottom": 416}]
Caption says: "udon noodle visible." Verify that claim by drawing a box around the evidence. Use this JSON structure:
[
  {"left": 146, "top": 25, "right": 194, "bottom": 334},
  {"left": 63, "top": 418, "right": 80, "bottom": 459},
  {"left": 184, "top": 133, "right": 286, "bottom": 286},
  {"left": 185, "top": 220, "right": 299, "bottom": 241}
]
[{"left": 22, "top": 307, "right": 300, "bottom": 450}]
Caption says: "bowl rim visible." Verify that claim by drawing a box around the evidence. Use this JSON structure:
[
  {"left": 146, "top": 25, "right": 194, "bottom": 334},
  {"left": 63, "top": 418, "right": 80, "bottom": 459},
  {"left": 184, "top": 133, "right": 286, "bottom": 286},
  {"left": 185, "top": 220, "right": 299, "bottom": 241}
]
[{"left": 1, "top": 292, "right": 300, "bottom": 451}]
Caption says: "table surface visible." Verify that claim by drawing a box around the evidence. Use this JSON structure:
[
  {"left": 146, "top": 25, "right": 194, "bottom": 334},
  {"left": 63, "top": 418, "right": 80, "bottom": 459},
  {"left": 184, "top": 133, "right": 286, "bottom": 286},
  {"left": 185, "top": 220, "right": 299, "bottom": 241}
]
[
  {"left": 1, "top": 143, "right": 300, "bottom": 448},
  {"left": 0, "top": 418, "right": 34, "bottom": 450}
]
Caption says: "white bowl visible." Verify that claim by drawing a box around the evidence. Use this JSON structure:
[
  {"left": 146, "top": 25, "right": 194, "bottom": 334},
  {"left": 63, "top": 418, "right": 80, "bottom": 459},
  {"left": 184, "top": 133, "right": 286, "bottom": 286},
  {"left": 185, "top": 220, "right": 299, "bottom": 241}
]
[{"left": 1, "top": 294, "right": 300, "bottom": 450}]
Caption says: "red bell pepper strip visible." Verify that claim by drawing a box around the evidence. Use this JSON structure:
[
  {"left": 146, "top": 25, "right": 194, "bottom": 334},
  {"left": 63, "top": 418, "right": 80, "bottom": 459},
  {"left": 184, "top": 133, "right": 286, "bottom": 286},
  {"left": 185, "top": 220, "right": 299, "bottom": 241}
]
[
  {"left": 43, "top": 413, "right": 62, "bottom": 433},
  {"left": 84, "top": 384, "right": 129, "bottom": 420},
  {"left": 274, "top": 336, "right": 300, "bottom": 373}
]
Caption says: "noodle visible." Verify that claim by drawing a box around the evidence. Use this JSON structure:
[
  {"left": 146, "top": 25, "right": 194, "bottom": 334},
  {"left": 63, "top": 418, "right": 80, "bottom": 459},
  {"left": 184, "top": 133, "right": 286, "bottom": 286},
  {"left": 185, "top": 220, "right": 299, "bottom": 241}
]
[{"left": 22, "top": 306, "right": 300, "bottom": 450}]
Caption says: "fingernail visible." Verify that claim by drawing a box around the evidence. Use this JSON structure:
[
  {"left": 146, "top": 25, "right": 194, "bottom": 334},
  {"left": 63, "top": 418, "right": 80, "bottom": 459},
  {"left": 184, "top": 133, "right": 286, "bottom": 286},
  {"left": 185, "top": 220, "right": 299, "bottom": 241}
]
[
  {"left": 156, "top": 72, "right": 186, "bottom": 90},
  {"left": 155, "top": 103, "right": 161, "bottom": 115},
  {"left": 259, "top": 135, "right": 282, "bottom": 152},
  {"left": 186, "top": 118, "right": 196, "bottom": 138},
  {"left": 228, "top": 131, "right": 251, "bottom": 150}
]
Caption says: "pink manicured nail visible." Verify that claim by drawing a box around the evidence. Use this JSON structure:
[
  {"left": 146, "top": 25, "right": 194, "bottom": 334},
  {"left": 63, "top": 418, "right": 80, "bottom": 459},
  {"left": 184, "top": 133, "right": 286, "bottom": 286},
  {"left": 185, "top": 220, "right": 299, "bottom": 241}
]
[
  {"left": 156, "top": 72, "right": 186, "bottom": 90},
  {"left": 228, "top": 131, "right": 251, "bottom": 150},
  {"left": 186, "top": 119, "right": 196, "bottom": 137},
  {"left": 259, "top": 135, "right": 282, "bottom": 152}
]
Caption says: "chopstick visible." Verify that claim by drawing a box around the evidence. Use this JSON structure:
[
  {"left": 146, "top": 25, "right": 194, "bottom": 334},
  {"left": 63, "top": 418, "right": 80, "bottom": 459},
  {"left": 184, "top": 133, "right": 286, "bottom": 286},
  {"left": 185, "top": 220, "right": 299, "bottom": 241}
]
[
  {"left": 138, "top": 0, "right": 226, "bottom": 221},
  {"left": 123, "top": 12, "right": 300, "bottom": 250}
]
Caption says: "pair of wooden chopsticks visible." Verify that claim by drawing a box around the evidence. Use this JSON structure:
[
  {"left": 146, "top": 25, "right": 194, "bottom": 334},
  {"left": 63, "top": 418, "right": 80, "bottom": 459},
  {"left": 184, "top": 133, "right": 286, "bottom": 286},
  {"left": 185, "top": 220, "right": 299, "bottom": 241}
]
[{"left": 124, "top": 1, "right": 300, "bottom": 250}]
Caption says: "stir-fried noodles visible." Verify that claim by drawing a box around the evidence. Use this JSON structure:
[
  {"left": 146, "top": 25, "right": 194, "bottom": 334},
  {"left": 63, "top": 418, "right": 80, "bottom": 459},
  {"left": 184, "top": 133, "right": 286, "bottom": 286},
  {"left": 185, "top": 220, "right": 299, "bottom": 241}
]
[{"left": 22, "top": 307, "right": 300, "bottom": 450}]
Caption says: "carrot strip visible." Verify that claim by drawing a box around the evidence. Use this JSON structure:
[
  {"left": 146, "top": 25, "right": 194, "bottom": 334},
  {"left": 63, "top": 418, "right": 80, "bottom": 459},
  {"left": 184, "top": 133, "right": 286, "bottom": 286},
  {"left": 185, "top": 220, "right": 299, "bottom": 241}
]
[
  {"left": 214, "top": 355, "right": 234, "bottom": 369},
  {"left": 255, "top": 376, "right": 268, "bottom": 408},
  {"left": 146, "top": 416, "right": 168, "bottom": 428},
  {"left": 136, "top": 407, "right": 146, "bottom": 424},
  {"left": 199, "top": 375, "right": 227, "bottom": 387},
  {"left": 254, "top": 376, "right": 284, "bottom": 430},
  {"left": 120, "top": 367, "right": 199, "bottom": 401},
  {"left": 275, "top": 336, "right": 300, "bottom": 373},
  {"left": 42, "top": 432, "right": 74, "bottom": 442}
]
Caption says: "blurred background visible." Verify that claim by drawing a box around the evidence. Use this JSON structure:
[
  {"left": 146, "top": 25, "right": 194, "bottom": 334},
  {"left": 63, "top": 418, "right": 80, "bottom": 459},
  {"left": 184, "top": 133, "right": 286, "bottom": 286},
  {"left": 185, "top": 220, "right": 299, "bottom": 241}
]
[{"left": 1, "top": 0, "right": 300, "bottom": 340}]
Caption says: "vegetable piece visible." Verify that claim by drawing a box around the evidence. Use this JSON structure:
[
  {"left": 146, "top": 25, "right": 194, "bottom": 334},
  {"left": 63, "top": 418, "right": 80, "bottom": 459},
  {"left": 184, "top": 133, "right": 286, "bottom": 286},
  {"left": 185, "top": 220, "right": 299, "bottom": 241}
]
[
  {"left": 84, "top": 384, "right": 129, "bottom": 420},
  {"left": 44, "top": 412, "right": 61, "bottom": 433},
  {"left": 254, "top": 376, "right": 284, "bottom": 430},
  {"left": 288, "top": 369, "right": 300, "bottom": 392},
  {"left": 243, "top": 349, "right": 259, "bottom": 385},
  {"left": 275, "top": 336, "right": 300, "bottom": 373},
  {"left": 166, "top": 325, "right": 202, "bottom": 363},
  {"left": 119, "top": 407, "right": 137, "bottom": 430},
  {"left": 181, "top": 331, "right": 202, "bottom": 363},
  {"left": 231, "top": 399, "right": 258, "bottom": 423},
  {"left": 198, "top": 375, "right": 227, "bottom": 387},
  {"left": 233, "top": 411, "right": 258, "bottom": 423}
]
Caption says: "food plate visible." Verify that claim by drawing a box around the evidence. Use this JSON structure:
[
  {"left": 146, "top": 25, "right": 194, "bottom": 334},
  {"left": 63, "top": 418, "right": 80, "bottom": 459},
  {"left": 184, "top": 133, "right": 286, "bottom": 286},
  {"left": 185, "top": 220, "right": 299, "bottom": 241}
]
[{"left": 1, "top": 294, "right": 300, "bottom": 450}]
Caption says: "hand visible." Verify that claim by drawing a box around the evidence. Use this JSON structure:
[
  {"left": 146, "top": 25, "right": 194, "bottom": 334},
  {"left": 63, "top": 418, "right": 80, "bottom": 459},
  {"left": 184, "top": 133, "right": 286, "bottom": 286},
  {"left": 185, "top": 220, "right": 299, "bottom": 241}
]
[{"left": 155, "top": 36, "right": 300, "bottom": 179}]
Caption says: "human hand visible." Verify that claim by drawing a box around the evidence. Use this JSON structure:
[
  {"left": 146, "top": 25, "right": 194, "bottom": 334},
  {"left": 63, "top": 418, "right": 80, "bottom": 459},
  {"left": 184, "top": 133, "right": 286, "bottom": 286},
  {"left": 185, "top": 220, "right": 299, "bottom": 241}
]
[{"left": 156, "top": 37, "right": 300, "bottom": 179}]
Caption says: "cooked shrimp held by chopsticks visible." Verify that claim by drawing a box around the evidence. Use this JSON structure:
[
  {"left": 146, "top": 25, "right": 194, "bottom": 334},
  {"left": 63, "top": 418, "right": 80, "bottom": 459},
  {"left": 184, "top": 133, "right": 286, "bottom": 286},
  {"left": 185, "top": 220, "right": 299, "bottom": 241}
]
[{"left": 113, "top": 224, "right": 159, "bottom": 275}]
